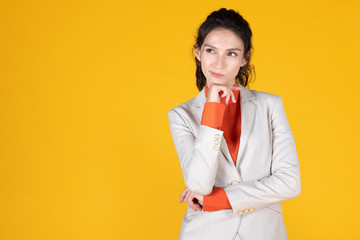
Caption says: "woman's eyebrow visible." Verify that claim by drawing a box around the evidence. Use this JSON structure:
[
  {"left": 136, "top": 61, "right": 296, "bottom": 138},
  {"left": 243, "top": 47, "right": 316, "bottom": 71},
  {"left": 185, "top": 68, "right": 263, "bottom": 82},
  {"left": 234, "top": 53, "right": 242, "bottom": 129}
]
[
  {"left": 204, "top": 44, "right": 217, "bottom": 48},
  {"left": 228, "top": 48, "right": 242, "bottom": 52},
  {"left": 204, "top": 44, "right": 242, "bottom": 52}
]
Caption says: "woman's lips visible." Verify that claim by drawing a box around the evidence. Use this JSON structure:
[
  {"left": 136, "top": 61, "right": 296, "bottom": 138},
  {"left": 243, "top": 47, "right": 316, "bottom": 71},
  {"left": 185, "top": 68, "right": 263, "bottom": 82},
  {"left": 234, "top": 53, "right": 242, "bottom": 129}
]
[{"left": 210, "top": 71, "right": 225, "bottom": 78}]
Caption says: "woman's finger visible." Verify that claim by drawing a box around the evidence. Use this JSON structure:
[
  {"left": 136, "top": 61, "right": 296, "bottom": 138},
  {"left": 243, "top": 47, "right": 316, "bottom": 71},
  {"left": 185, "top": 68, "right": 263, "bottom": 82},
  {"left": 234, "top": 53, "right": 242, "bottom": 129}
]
[
  {"left": 194, "top": 194, "right": 204, "bottom": 205},
  {"left": 230, "top": 90, "right": 236, "bottom": 103},
  {"left": 225, "top": 94, "right": 230, "bottom": 105},
  {"left": 230, "top": 86, "right": 242, "bottom": 90},
  {"left": 187, "top": 194, "right": 195, "bottom": 209},
  {"left": 188, "top": 193, "right": 202, "bottom": 211},
  {"left": 180, "top": 188, "right": 190, "bottom": 202},
  {"left": 220, "top": 88, "right": 229, "bottom": 99},
  {"left": 213, "top": 85, "right": 239, "bottom": 104},
  {"left": 187, "top": 193, "right": 197, "bottom": 210},
  {"left": 184, "top": 190, "right": 192, "bottom": 203}
]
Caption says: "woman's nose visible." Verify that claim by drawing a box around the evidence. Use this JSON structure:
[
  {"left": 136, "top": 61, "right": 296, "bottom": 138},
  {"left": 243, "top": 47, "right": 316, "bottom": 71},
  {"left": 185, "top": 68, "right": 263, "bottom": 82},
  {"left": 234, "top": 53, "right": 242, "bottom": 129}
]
[{"left": 214, "top": 56, "right": 226, "bottom": 69}]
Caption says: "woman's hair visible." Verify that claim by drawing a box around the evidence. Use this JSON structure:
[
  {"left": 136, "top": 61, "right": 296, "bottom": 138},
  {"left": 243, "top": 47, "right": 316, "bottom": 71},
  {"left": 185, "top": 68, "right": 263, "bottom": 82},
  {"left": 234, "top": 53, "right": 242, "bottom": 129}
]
[{"left": 194, "top": 8, "right": 255, "bottom": 91}]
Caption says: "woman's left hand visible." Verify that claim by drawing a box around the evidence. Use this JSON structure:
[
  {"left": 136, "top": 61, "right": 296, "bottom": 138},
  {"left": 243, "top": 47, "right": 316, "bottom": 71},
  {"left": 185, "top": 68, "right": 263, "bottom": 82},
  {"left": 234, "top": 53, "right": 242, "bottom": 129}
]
[{"left": 179, "top": 187, "right": 204, "bottom": 211}]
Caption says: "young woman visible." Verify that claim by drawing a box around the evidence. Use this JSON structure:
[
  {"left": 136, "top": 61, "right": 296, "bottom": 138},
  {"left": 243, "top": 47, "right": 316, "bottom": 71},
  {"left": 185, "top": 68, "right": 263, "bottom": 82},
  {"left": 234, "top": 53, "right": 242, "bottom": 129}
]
[{"left": 168, "top": 8, "right": 301, "bottom": 240}]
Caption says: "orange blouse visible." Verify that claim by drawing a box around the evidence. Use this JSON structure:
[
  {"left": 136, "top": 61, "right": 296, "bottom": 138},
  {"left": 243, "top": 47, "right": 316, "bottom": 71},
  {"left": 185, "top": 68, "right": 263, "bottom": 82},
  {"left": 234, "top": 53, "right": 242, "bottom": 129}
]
[{"left": 201, "top": 83, "right": 241, "bottom": 211}]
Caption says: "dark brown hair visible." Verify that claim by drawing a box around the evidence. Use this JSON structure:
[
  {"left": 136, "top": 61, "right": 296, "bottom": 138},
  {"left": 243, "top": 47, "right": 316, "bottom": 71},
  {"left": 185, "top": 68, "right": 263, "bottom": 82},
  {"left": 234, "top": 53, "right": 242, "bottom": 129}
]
[{"left": 194, "top": 8, "right": 255, "bottom": 91}]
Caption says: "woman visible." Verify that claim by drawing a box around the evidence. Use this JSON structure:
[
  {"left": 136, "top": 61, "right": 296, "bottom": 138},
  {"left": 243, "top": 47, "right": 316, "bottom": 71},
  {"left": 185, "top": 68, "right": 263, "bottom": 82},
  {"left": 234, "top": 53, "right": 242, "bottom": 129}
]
[{"left": 168, "top": 8, "right": 300, "bottom": 240}]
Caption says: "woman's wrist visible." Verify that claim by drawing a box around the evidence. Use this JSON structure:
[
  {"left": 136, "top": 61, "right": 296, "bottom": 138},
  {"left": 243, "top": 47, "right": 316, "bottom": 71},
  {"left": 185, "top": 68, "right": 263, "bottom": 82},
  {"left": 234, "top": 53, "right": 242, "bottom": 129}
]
[
  {"left": 206, "top": 89, "right": 221, "bottom": 103},
  {"left": 201, "top": 102, "right": 226, "bottom": 129}
]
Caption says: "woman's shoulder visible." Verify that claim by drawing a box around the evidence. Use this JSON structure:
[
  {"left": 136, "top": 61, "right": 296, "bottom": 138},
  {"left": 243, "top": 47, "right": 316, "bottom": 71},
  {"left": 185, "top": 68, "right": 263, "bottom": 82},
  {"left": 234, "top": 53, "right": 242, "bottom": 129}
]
[
  {"left": 171, "top": 97, "right": 197, "bottom": 111},
  {"left": 249, "top": 89, "right": 281, "bottom": 104},
  {"left": 250, "top": 89, "right": 279, "bottom": 99},
  {"left": 168, "top": 96, "right": 198, "bottom": 122},
  {"left": 168, "top": 89, "right": 205, "bottom": 116},
  {"left": 246, "top": 89, "right": 284, "bottom": 113}
]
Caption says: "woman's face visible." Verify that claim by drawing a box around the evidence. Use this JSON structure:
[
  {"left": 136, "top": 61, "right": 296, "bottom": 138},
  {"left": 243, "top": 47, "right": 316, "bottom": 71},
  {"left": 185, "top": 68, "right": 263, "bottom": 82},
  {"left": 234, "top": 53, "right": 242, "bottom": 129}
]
[{"left": 195, "top": 28, "right": 247, "bottom": 87}]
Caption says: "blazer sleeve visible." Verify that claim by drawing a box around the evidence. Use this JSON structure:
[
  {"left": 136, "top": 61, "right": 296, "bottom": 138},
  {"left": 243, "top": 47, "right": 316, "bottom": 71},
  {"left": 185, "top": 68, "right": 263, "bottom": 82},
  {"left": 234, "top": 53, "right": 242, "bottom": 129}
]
[
  {"left": 224, "top": 96, "right": 301, "bottom": 215},
  {"left": 168, "top": 108, "right": 224, "bottom": 195}
]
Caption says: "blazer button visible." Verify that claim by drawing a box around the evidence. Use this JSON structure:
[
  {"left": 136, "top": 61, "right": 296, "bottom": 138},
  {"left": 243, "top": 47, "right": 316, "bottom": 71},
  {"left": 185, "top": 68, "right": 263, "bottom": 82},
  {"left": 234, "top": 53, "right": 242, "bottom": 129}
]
[
  {"left": 249, "top": 207, "right": 255, "bottom": 212},
  {"left": 231, "top": 180, "right": 239, "bottom": 185},
  {"left": 212, "top": 146, "right": 219, "bottom": 151},
  {"left": 237, "top": 210, "right": 243, "bottom": 215},
  {"left": 214, "top": 134, "right": 220, "bottom": 140},
  {"left": 243, "top": 209, "right": 249, "bottom": 214},
  {"left": 214, "top": 139, "right": 220, "bottom": 145}
]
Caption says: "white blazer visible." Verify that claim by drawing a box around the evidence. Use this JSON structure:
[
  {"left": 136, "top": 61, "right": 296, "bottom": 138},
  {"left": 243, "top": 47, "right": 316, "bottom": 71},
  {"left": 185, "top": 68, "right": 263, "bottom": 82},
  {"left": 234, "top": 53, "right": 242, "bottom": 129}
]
[{"left": 168, "top": 82, "right": 301, "bottom": 240}]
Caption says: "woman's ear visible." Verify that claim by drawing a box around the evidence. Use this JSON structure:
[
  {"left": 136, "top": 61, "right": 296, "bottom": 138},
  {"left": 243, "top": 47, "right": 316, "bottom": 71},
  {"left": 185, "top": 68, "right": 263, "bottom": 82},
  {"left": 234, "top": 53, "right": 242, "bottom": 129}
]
[
  {"left": 241, "top": 50, "right": 251, "bottom": 67},
  {"left": 241, "top": 58, "right": 248, "bottom": 67},
  {"left": 195, "top": 47, "right": 201, "bottom": 61}
]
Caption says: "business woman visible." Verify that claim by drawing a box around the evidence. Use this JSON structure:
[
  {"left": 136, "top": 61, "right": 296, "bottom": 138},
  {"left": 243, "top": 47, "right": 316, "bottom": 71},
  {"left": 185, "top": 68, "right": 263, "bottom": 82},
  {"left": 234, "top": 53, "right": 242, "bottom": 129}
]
[{"left": 168, "top": 8, "right": 301, "bottom": 240}]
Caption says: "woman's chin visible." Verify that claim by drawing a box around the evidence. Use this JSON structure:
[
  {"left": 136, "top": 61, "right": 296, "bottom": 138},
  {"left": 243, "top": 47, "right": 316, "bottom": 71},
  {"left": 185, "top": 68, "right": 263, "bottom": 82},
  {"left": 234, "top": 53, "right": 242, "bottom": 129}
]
[{"left": 206, "top": 78, "right": 234, "bottom": 86}]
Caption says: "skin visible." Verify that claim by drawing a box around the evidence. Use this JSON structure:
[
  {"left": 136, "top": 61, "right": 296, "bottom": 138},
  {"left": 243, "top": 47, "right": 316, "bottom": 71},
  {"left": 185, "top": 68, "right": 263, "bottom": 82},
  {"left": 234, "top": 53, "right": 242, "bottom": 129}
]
[
  {"left": 181, "top": 28, "right": 249, "bottom": 211},
  {"left": 195, "top": 28, "right": 247, "bottom": 104}
]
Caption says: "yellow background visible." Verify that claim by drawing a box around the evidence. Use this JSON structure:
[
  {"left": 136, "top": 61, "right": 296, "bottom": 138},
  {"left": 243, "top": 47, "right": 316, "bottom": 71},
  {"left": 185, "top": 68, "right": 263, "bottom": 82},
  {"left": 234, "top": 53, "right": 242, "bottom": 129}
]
[{"left": 1, "top": 0, "right": 359, "bottom": 239}]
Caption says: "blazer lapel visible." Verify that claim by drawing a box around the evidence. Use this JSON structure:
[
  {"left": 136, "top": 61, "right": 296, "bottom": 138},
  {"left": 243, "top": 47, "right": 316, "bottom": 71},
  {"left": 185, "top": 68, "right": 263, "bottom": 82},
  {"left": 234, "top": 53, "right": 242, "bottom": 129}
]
[{"left": 235, "top": 84, "right": 256, "bottom": 168}]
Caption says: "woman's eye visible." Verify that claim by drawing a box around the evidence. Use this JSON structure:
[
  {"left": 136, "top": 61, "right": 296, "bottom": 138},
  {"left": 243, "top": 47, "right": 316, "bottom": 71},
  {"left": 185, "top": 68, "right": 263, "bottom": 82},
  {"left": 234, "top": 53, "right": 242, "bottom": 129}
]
[
  {"left": 228, "top": 52, "right": 237, "bottom": 57},
  {"left": 206, "top": 49, "right": 215, "bottom": 53}
]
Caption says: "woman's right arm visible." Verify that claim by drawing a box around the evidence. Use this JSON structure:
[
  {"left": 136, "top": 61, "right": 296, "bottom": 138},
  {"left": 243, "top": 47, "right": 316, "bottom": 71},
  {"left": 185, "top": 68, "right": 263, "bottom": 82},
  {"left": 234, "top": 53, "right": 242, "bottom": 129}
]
[
  {"left": 168, "top": 84, "right": 240, "bottom": 195},
  {"left": 168, "top": 108, "right": 224, "bottom": 195}
]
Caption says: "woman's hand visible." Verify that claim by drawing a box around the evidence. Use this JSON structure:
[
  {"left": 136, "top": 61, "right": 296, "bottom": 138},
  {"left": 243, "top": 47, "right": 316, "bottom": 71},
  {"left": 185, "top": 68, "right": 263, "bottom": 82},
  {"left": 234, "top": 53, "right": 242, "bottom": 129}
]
[
  {"left": 206, "top": 83, "right": 241, "bottom": 105},
  {"left": 179, "top": 187, "right": 204, "bottom": 211}
]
